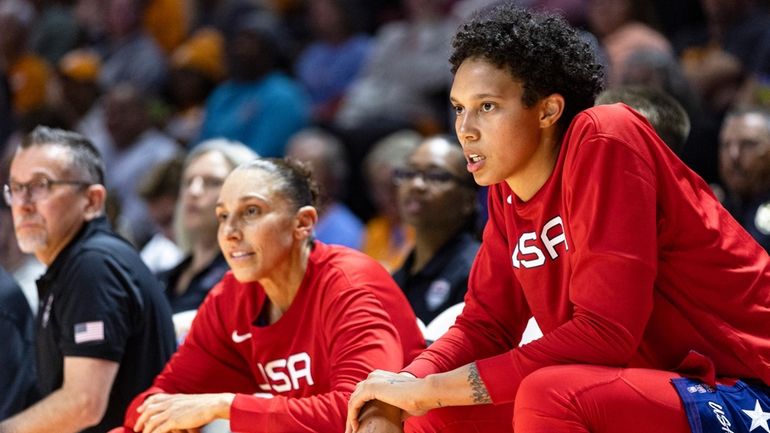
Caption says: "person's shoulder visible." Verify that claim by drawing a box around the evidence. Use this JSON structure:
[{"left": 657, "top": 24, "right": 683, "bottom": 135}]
[
  {"left": 568, "top": 103, "right": 656, "bottom": 146},
  {"left": 73, "top": 226, "right": 161, "bottom": 283},
  {"left": 313, "top": 241, "right": 378, "bottom": 268},
  {"left": 79, "top": 227, "right": 139, "bottom": 258},
  {"left": 572, "top": 103, "right": 642, "bottom": 129},
  {"left": 454, "top": 232, "right": 481, "bottom": 260},
  {"left": 312, "top": 241, "right": 393, "bottom": 286},
  {"left": 434, "top": 232, "right": 480, "bottom": 276},
  {"left": 0, "top": 270, "right": 28, "bottom": 315}
]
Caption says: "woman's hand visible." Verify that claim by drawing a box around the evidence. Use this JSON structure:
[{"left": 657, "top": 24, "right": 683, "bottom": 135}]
[
  {"left": 346, "top": 371, "right": 430, "bottom": 433},
  {"left": 354, "top": 400, "right": 406, "bottom": 433},
  {"left": 346, "top": 363, "right": 493, "bottom": 433},
  {"left": 133, "top": 393, "right": 234, "bottom": 433}
]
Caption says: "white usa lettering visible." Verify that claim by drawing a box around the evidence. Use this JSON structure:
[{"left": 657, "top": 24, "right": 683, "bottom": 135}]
[
  {"left": 512, "top": 216, "right": 569, "bottom": 269},
  {"left": 708, "top": 401, "right": 736, "bottom": 433},
  {"left": 256, "top": 352, "right": 315, "bottom": 393}
]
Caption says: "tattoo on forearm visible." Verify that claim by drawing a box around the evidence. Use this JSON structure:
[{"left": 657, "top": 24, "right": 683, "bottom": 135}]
[{"left": 468, "top": 363, "right": 492, "bottom": 404}]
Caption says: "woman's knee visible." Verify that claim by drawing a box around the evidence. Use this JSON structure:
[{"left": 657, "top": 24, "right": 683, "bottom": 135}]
[{"left": 516, "top": 365, "right": 582, "bottom": 410}]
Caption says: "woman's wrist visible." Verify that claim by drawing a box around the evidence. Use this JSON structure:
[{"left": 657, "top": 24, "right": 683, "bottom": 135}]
[
  {"left": 420, "top": 374, "right": 446, "bottom": 412},
  {"left": 214, "top": 393, "right": 236, "bottom": 419}
]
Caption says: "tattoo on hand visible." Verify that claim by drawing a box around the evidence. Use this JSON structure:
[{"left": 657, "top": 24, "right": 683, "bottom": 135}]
[{"left": 468, "top": 363, "right": 492, "bottom": 404}]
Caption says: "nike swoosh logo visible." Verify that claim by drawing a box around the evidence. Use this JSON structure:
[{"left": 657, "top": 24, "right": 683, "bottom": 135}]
[{"left": 231, "top": 330, "right": 253, "bottom": 343}]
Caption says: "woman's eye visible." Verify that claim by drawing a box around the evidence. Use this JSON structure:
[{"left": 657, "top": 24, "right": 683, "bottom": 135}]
[
  {"left": 216, "top": 212, "right": 228, "bottom": 222},
  {"left": 453, "top": 105, "right": 464, "bottom": 115},
  {"left": 244, "top": 205, "right": 260, "bottom": 217},
  {"left": 481, "top": 102, "right": 495, "bottom": 112}
]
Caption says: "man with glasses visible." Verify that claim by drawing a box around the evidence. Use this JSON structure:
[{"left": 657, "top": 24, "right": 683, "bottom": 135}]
[{"left": 0, "top": 126, "right": 176, "bottom": 433}]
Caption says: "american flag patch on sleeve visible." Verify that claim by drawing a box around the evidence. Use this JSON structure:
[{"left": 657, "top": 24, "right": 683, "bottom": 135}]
[{"left": 74, "top": 321, "right": 105, "bottom": 344}]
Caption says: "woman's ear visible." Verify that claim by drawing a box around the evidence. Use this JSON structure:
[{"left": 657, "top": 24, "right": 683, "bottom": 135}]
[
  {"left": 83, "top": 184, "right": 107, "bottom": 221},
  {"left": 295, "top": 206, "right": 318, "bottom": 240},
  {"left": 539, "top": 94, "right": 565, "bottom": 128}
]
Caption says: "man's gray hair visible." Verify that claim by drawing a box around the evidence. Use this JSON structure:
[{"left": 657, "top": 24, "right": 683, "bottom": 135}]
[{"left": 22, "top": 125, "right": 105, "bottom": 185}]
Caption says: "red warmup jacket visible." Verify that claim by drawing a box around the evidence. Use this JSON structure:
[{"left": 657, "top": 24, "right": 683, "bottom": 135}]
[
  {"left": 404, "top": 103, "right": 770, "bottom": 403},
  {"left": 123, "top": 241, "right": 425, "bottom": 432}
]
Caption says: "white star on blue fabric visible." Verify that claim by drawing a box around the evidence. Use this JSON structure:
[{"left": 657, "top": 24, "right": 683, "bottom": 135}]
[{"left": 742, "top": 399, "right": 770, "bottom": 433}]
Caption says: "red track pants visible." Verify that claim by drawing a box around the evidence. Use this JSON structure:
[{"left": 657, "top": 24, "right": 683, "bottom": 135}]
[{"left": 408, "top": 365, "right": 691, "bottom": 433}]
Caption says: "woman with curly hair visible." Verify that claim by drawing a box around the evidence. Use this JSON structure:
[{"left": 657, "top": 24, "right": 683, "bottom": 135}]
[{"left": 347, "top": 3, "right": 770, "bottom": 433}]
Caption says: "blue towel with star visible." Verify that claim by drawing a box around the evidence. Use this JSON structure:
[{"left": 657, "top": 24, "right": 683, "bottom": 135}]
[{"left": 672, "top": 377, "right": 770, "bottom": 433}]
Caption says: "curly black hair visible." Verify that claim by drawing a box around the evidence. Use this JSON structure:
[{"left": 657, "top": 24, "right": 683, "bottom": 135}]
[{"left": 450, "top": 3, "right": 605, "bottom": 131}]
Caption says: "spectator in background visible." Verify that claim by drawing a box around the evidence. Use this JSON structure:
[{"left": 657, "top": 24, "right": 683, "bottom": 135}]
[
  {"left": 197, "top": 10, "right": 309, "bottom": 157},
  {"left": 294, "top": 0, "right": 372, "bottom": 123},
  {"left": 0, "top": 266, "right": 37, "bottom": 420},
  {"left": 1, "top": 126, "right": 175, "bottom": 433},
  {"left": 164, "top": 28, "right": 225, "bottom": 146},
  {"left": 392, "top": 135, "right": 479, "bottom": 325},
  {"left": 595, "top": 85, "right": 691, "bottom": 155},
  {"left": 115, "top": 157, "right": 424, "bottom": 433},
  {"left": 103, "top": 82, "right": 180, "bottom": 246},
  {"left": 719, "top": 107, "right": 770, "bottom": 252},
  {"left": 335, "top": 0, "right": 455, "bottom": 136},
  {"left": 286, "top": 128, "right": 364, "bottom": 249},
  {"left": 159, "top": 138, "right": 257, "bottom": 315},
  {"left": 55, "top": 49, "right": 115, "bottom": 160},
  {"left": 0, "top": 139, "right": 42, "bottom": 314},
  {"left": 142, "top": 0, "right": 190, "bottom": 55},
  {"left": 0, "top": 64, "right": 13, "bottom": 152},
  {"left": 137, "top": 155, "right": 185, "bottom": 274},
  {"left": 619, "top": 49, "right": 722, "bottom": 185},
  {"left": 72, "top": 0, "right": 107, "bottom": 46},
  {"left": 361, "top": 129, "right": 421, "bottom": 272},
  {"left": 28, "top": 0, "right": 79, "bottom": 65},
  {"left": 586, "top": 0, "right": 671, "bottom": 86},
  {"left": 187, "top": 0, "right": 257, "bottom": 37},
  {"left": 0, "top": 9, "right": 52, "bottom": 117},
  {"left": 99, "top": 0, "right": 168, "bottom": 95},
  {"left": 673, "top": 0, "right": 770, "bottom": 118}
]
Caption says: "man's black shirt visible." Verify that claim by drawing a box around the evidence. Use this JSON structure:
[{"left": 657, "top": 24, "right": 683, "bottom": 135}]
[{"left": 35, "top": 217, "right": 176, "bottom": 433}]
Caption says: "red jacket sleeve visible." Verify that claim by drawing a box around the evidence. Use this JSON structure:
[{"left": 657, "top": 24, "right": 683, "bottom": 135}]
[
  {"left": 476, "top": 126, "right": 659, "bottom": 403},
  {"left": 230, "top": 285, "right": 406, "bottom": 432},
  {"left": 123, "top": 281, "right": 258, "bottom": 428},
  {"left": 124, "top": 279, "right": 407, "bottom": 433},
  {"left": 403, "top": 184, "right": 531, "bottom": 378}
]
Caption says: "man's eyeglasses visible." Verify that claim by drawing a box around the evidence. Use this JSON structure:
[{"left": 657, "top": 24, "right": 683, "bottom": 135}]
[
  {"left": 3, "top": 178, "right": 91, "bottom": 206},
  {"left": 392, "top": 167, "right": 468, "bottom": 186}
]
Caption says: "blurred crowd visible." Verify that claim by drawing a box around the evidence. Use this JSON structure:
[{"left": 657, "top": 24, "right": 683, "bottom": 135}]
[
  {"left": 2, "top": 0, "right": 770, "bottom": 429},
  {"left": 0, "top": 0, "right": 769, "bottom": 315}
]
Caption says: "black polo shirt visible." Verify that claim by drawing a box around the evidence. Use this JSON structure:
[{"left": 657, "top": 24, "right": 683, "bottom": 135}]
[
  {"left": 35, "top": 217, "right": 176, "bottom": 433},
  {"left": 159, "top": 253, "right": 229, "bottom": 314},
  {"left": 392, "top": 231, "right": 480, "bottom": 324},
  {"left": 721, "top": 191, "right": 770, "bottom": 253},
  {"left": 0, "top": 266, "right": 37, "bottom": 418}
]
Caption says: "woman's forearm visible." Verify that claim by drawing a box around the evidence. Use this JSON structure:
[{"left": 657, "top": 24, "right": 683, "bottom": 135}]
[{"left": 420, "top": 362, "right": 492, "bottom": 410}]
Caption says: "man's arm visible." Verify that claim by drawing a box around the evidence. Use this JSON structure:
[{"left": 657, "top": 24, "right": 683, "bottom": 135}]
[{"left": 0, "top": 356, "right": 119, "bottom": 433}]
